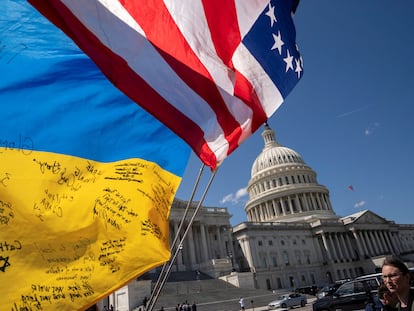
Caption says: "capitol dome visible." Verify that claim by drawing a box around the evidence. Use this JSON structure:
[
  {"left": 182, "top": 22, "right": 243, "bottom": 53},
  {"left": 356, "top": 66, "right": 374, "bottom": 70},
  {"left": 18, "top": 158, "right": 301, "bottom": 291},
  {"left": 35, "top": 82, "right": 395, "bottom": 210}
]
[
  {"left": 245, "top": 124, "right": 338, "bottom": 222},
  {"left": 251, "top": 124, "right": 305, "bottom": 176}
]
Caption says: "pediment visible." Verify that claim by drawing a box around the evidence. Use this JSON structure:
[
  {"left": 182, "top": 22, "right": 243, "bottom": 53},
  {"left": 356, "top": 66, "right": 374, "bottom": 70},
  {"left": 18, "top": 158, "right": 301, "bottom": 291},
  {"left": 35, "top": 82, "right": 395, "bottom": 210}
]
[{"left": 341, "top": 209, "right": 388, "bottom": 225}]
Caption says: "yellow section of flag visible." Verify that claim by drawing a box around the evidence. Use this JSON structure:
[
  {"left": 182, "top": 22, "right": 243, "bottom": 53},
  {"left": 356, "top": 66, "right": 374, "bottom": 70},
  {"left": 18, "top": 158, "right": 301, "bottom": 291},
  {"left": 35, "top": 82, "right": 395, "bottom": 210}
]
[{"left": 1, "top": 148, "right": 179, "bottom": 310}]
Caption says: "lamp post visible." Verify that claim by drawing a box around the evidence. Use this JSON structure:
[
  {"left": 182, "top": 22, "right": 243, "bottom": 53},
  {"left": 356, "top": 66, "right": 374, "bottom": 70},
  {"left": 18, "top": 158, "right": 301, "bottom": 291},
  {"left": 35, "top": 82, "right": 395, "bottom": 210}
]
[{"left": 228, "top": 251, "right": 235, "bottom": 271}]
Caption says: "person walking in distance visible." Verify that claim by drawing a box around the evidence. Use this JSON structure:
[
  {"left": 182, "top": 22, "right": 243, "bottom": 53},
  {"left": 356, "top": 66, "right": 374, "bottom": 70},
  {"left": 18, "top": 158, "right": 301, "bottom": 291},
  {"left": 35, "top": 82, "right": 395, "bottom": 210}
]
[{"left": 239, "top": 297, "right": 245, "bottom": 310}]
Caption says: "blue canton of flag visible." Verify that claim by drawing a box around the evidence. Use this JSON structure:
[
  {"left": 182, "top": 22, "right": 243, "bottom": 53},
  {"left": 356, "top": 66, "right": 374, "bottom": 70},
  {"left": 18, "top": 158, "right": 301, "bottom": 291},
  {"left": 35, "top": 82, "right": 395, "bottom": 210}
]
[{"left": 243, "top": 0, "right": 303, "bottom": 99}]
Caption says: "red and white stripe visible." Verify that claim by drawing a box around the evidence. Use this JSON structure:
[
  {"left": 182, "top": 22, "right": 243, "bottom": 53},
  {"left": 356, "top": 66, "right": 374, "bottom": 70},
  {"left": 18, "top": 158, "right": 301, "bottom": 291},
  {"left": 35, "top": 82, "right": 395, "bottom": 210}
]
[{"left": 29, "top": 0, "right": 284, "bottom": 169}]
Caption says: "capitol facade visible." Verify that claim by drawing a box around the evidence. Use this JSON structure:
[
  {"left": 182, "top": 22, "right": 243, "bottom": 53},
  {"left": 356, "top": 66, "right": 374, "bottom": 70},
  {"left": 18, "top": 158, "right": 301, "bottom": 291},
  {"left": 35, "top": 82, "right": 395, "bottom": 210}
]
[
  {"left": 167, "top": 124, "right": 414, "bottom": 290},
  {"left": 102, "top": 124, "right": 414, "bottom": 309},
  {"left": 230, "top": 124, "right": 414, "bottom": 290}
]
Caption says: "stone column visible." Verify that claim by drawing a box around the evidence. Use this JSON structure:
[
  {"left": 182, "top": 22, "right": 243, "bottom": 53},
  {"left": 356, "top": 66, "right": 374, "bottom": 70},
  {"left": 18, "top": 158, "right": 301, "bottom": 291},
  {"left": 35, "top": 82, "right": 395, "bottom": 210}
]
[
  {"left": 383, "top": 231, "right": 394, "bottom": 253},
  {"left": 368, "top": 231, "right": 380, "bottom": 255},
  {"left": 250, "top": 237, "right": 260, "bottom": 268},
  {"left": 271, "top": 203, "right": 276, "bottom": 218},
  {"left": 188, "top": 226, "right": 197, "bottom": 268},
  {"left": 263, "top": 203, "right": 267, "bottom": 220},
  {"left": 390, "top": 232, "right": 402, "bottom": 254},
  {"left": 194, "top": 225, "right": 201, "bottom": 263},
  {"left": 242, "top": 238, "right": 255, "bottom": 270},
  {"left": 373, "top": 231, "right": 383, "bottom": 253},
  {"left": 328, "top": 233, "right": 339, "bottom": 261},
  {"left": 305, "top": 193, "right": 311, "bottom": 210},
  {"left": 264, "top": 201, "right": 270, "bottom": 219},
  {"left": 216, "top": 226, "right": 224, "bottom": 258},
  {"left": 295, "top": 195, "right": 302, "bottom": 212},
  {"left": 351, "top": 230, "right": 364, "bottom": 258},
  {"left": 359, "top": 231, "right": 370, "bottom": 256},
  {"left": 378, "top": 231, "right": 388, "bottom": 253},
  {"left": 312, "top": 193, "right": 318, "bottom": 210},
  {"left": 321, "top": 233, "right": 333, "bottom": 261},
  {"left": 310, "top": 194, "right": 315, "bottom": 210},
  {"left": 174, "top": 221, "right": 184, "bottom": 269},
  {"left": 267, "top": 201, "right": 273, "bottom": 219},
  {"left": 271, "top": 201, "right": 277, "bottom": 218},
  {"left": 334, "top": 233, "right": 345, "bottom": 261},
  {"left": 396, "top": 232, "right": 404, "bottom": 254},
  {"left": 339, "top": 233, "right": 350, "bottom": 260},
  {"left": 271, "top": 199, "right": 278, "bottom": 216},
  {"left": 206, "top": 225, "right": 213, "bottom": 259},
  {"left": 200, "top": 223, "right": 209, "bottom": 262},
  {"left": 311, "top": 193, "right": 317, "bottom": 210},
  {"left": 287, "top": 196, "right": 294, "bottom": 213},
  {"left": 279, "top": 198, "right": 286, "bottom": 216},
  {"left": 320, "top": 194, "right": 327, "bottom": 210},
  {"left": 315, "top": 193, "right": 323, "bottom": 210},
  {"left": 342, "top": 232, "right": 355, "bottom": 261},
  {"left": 365, "top": 231, "right": 375, "bottom": 255},
  {"left": 298, "top": 194, "right": 306, "bottom": 212}
]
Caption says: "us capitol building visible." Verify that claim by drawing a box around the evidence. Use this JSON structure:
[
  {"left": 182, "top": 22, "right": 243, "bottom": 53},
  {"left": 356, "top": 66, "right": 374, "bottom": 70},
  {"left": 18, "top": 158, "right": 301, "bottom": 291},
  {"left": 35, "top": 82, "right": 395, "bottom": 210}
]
[
  {"left": 165, "top": 124, "right": 414, "bottom": 290},
  {"left": 103, "top": 124, "right": 414, "bottom": 309}
]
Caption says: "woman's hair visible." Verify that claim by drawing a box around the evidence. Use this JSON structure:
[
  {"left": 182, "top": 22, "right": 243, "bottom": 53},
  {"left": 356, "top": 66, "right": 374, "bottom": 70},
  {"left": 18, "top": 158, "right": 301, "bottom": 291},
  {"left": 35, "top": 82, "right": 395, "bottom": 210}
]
[{"left": 382, "top": 255, "right": 410, "bottom": 275}]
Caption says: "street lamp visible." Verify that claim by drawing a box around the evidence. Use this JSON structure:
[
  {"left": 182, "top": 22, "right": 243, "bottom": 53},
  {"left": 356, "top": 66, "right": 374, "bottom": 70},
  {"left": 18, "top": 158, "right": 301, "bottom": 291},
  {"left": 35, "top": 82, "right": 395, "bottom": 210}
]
[{"left": 228, "top": 251, "right": 235, "bottom": 271}]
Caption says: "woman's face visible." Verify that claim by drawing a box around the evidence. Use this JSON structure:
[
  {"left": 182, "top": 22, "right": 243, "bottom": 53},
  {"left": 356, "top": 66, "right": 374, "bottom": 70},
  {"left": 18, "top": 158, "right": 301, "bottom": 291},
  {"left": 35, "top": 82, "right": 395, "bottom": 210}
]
[{"left": 382, "top": 264, "right": 410, "bottom": 295}]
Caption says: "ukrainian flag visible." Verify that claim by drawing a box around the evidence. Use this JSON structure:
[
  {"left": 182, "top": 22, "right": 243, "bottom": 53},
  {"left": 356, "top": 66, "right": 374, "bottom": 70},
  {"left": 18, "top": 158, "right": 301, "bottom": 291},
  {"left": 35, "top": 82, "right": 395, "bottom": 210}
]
[{"left": 0, "top": 1, "right": 190, "bottom": 310}]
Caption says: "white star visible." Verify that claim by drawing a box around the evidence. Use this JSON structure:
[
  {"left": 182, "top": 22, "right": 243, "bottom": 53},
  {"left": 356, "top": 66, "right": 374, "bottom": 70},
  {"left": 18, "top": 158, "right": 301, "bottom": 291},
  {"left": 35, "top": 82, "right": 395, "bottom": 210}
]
[
  {"left": 265, "top": 3, "right": 277, "bottom": 27},
  {"left": 283, "top": 49, "right": 294, "bottom": 72},
  {"left": 271, "top": 31, "right": 284, "bottom": 55},
  {"left": 295, "top": 58, "right": 303, "bottom": 78}
]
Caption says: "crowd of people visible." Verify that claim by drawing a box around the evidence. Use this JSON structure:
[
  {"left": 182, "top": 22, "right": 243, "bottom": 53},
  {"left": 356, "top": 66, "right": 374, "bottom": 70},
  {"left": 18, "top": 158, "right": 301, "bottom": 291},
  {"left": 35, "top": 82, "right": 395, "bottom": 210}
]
[
  {"left": 137, "top": 297, "right": 196, "bottom": 311},
  {"left": 174, "top": 301, "right": 197, "bottom": 311}
]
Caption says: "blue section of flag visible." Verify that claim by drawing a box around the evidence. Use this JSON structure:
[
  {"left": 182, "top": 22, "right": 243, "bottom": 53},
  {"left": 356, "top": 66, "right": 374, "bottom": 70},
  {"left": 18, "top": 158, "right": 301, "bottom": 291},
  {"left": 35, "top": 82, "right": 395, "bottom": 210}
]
[
  {"left": 0, "top": 0, "right": 190, "bottom": 176},
  {"left": 243, "top": 0, "right": 302, "bottom": 99}
]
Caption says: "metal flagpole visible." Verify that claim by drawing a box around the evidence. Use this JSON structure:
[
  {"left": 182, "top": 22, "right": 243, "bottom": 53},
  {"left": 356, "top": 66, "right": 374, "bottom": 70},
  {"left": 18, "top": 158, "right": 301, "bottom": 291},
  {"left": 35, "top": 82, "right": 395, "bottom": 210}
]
[
  {"left": 146, "top": 165, "right": 218, "bottom": 311},
  {"left": 146, "top": 164, "right": 217, "bottom": 311},
  {"left": 146, "top": 163, "right": 205, "bottom": 311}
]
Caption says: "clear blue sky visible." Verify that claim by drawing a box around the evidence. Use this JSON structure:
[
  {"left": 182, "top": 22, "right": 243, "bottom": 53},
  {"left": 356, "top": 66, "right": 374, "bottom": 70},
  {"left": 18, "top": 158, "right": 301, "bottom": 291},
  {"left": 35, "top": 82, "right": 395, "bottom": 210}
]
[{"left": 176, "top": 1, "right": 414, "bottom": 226}]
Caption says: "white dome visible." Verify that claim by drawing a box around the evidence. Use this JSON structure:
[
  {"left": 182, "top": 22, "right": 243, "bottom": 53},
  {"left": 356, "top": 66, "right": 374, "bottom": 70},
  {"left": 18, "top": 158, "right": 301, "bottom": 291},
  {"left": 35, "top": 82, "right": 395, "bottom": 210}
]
[
  {"left": 245, "top": 124, "right": 337, "bottom": 223},
  {"left": 251, "top": 124, "right": 304, "bottom": 177}
]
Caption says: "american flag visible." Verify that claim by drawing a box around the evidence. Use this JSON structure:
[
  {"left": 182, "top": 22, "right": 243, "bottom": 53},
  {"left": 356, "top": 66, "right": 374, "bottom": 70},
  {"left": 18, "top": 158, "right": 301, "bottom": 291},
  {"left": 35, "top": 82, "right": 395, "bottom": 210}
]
[{"left": 29, "top": 0, "right": 303, "bottom": 170}]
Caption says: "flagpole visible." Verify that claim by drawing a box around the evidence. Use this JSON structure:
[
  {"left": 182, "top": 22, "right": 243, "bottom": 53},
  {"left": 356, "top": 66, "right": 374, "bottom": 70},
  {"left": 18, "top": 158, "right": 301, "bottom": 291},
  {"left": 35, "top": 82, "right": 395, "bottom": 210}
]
[
  {"left": 146, "top": 165, "right": 218, "bottom": 311},
  {"left": 147, "top": 163, "right": 205, "bottom": 310}
]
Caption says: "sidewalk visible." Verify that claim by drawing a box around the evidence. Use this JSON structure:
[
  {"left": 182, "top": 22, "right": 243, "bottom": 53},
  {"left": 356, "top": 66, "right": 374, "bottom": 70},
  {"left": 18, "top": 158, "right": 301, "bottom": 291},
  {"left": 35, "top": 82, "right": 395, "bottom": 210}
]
[
  {"left": 154, "top": 287, "right": 316, "bottom": 311},
  {"left": 244, "top": 296, "right": 316, "bottom": 311},
  {"left": 245, "top": 306, "right": 268, "bottom": 311}
]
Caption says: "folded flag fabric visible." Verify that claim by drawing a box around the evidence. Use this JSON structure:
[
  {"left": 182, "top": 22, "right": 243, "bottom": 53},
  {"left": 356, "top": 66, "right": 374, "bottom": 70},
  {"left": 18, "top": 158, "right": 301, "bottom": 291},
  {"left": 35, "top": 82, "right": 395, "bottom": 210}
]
[
  {"left": 0, "top": 1, "right": 190, "bottom": 310},
  {"left": 28, "top": 0, "right": 303, "bottom": 170}
]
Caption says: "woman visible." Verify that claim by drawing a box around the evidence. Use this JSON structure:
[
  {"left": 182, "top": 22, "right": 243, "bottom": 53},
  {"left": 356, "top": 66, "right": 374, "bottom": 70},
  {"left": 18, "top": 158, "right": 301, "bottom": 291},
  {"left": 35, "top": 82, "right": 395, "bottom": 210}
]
[{"left": 382, "top": 256, "right": 414, "bottom": 311}]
